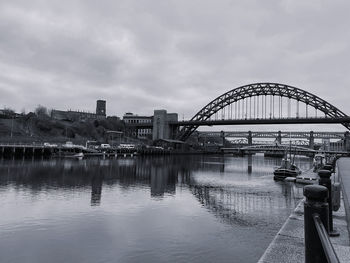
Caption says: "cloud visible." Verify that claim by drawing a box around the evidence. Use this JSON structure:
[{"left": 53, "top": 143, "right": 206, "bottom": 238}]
[{"left": 0, "top": 0, "right": 349, "bottom": 131}]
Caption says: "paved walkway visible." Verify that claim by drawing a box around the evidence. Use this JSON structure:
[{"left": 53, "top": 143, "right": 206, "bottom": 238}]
[
  {"left": 258, "top": 157, "right": 350, "bottom": 263},
  {"left": 338, "top": 157, "right": 350, "bottom": 237}
]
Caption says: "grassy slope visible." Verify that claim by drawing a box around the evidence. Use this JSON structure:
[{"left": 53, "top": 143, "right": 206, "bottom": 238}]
[{"left": 0, "top": 114, "right": 126, "bottom": 144}]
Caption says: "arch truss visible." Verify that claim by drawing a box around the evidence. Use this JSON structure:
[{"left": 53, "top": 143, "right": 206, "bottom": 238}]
[{"left": 178, "top": 83, "right": 350, "bottom": 141}]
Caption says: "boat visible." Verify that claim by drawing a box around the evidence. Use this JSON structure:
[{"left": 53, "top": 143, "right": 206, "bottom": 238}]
[
  {"left": 54, "top": 151, "right": 84, "bottom": 160},
  {"left": 273, "top": 141, "right": 301, "bottom": 181},
  {"left": 273, "top": 158, "right": 302, "bottom": 181},
  {"left": 71, "top": 152, "right": 84, "bottom": 160},
  {"left": 312, "top": 153, "right": 326, "bottom": 172},
  {"left": 295, "top": 175, "right": 318, "bottom": 185}
]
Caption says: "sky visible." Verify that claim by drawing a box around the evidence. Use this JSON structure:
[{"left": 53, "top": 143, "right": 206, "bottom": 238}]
[{"left": 0, "top": 0, "right": 349, "bottom": 131}]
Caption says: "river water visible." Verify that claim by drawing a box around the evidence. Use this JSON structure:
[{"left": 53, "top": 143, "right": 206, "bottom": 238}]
[{"left": 0, "top": 155, "right": 312, "bottom": 263}]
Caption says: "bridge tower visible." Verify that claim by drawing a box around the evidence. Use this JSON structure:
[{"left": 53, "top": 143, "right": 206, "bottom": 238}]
[
  {"left": 152, "top": 110, "right": 178, "bottom": 140},
  {"left": 309, "top": 131, "right": 315, "bottom": 149}
]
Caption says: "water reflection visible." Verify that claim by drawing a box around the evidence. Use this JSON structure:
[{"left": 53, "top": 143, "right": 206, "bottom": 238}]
[
  {"left": 0, "top": 155, "right": 308, "bottom": 215},
  {"left": 0, "top": 155, "right": 312, "bottom": 263}
]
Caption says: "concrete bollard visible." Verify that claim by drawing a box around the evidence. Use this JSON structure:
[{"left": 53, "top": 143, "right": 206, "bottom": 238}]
[
  {"left": 323, "top": 164, "right": 333, "bottom": 172},
  {"left": 332, "top": 182, "right": 341, "bottom": 212},
  {"left": 304, "top": 185, "right": 329, "bottom": 263},
  {"left": 318, "top": 169, "right": 339, "bottom": 236}
]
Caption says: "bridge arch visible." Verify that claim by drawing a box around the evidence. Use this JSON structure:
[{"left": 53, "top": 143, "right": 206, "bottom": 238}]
[{"left": 178, "top": 83, "right": 349, "bottom": 141}]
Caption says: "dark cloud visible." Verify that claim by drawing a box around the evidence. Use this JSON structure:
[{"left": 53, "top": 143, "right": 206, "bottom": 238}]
[{"left": 0, "top": 0, "right": 349, "bottom": 131}]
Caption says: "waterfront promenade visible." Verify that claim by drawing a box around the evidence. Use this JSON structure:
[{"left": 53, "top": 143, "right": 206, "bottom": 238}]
[{"left": 259, "top": 157, "right": 350, "bottom": 263}]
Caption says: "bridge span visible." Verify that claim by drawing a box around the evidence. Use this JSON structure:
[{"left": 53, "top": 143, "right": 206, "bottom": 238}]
[
  {"left": 196, "top": 130, "right": 346, "bottom": 139},
  {"left": 176, "top": 83, "right": 350, "bottom": 141},
  {"left": 126, "top": 83, "right": 350, "bottom": 152}
]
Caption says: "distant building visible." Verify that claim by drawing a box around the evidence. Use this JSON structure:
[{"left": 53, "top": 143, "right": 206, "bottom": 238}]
[
  {"left": 0, "top": 109, "right": 22, "bottom": 119},
  {"left": 51, "top": 100, "right": 107, "bottom": 121},
  {"left": 96, "top": 100, "right": 106, "bottom": 116},
  {"left": 123, "top": 113, "right": 153, "bottom": 139},
  {"left": 123, "top": 110, "right": 179, "bottom": 140}
]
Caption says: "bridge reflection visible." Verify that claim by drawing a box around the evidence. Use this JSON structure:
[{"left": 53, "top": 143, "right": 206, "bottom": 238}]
[
  {"left": 189, "top": 183, "right": 301, "bottom": 227},
  {"left": 0, "top": 155, "right": 306, "bottom": 226}
]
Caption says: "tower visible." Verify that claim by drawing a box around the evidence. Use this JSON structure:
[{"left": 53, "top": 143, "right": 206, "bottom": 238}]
[{"left": 96, "top": 100, "right": 106, "bottom": 117}]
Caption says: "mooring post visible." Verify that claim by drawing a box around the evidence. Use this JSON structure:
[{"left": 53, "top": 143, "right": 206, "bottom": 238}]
[
  {"left": 323, "top": 164, "right": 333, "bottom": 173},
  {"left": 304, "top": 185, "right": 329, "bottom": 263},
  {"left": 318, "top": 169, "right": 339, "bottom": 236}
]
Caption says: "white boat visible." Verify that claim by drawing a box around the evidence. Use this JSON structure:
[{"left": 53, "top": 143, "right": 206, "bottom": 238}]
[
  {"left": 72, "top": 152, "right": 84, "bottom": 160},
  {"left": 57, "top": 152, "right": 84, "bottom": 160}
]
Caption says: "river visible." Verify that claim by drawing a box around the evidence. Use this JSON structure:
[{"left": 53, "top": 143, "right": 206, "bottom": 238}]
[{"left": 0, "top": 155, "right": 312, "bottom": 263}]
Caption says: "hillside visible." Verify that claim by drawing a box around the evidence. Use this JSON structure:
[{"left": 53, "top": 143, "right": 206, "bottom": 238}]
[{"left": 0, "top": 114, "right": 127, "bottom": 144}]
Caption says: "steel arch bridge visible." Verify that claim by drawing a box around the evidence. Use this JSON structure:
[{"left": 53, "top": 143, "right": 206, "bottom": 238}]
[
  {"left": 228, "top": 139, "right": 314, "bottom": 147},
  {"left": 240, "top": 144, "right": 316, "bottom": 155},
  {"left": 177, "top": 83, "right": 350, "bottom": 141}
]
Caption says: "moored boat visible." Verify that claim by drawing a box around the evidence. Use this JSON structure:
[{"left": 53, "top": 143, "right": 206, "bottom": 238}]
[
  {"left": 273, "top": 158, "right": 302, "bottom": 181},
  {"left": 54, "top": 151, "right": 84, "bottom": 160}
]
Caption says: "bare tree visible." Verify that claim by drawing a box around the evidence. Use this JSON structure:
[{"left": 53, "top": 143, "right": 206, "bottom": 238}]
[
  {"left": 3, "top": 107, "right": 15, "bottom": 115},
  {"left": 35, "top": 105, "right": 49, "bottom": 118}
]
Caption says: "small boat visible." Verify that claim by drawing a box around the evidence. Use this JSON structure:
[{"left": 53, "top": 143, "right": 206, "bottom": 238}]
[
  {"left": 72, "top": 152, "right": 84, "bottom": 160},
  {"left": 273, "top": 140, "right": 301, "bottom": 181},
  {"left": 313, "top": 153, "right": 326, "bottom": 172},
  {"left": 295, "top": 175, "right": 318, "bottom": 185},
  {"left": 274, "top": 158, "right": 302, "bottom": 181},
  {"left": 55, "top": 152, "right": 84, "bottom": 160}
]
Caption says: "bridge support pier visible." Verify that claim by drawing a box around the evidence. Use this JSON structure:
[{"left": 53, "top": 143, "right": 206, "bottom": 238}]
[
  {"left": 309, "top": 131, "right": 315, "bottom": 150},
  {"left": 221, "top": 131, "right": 225, "bottom": 147},
  {"left": 248, "top": 154, "right": 252, "bottom": 174},
  {"left": 277, "top": 131, "right": 282, "bottom": 144},
  {"left": 247, "top": 131, "right": 252, "bottom": 146}
]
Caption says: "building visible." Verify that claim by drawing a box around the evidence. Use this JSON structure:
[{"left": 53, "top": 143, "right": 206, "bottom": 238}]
[
  {"left": 123, "top": 113, "right": 153, "bottom": 139},
  {"left": 152, "top": 110, "right": 178, "bottom": 140},
  {"left": 123, "top": 110, "right": 179, "bottom": 140},
  {"left": 51, "top": 100, "right": 106, "bottom": 121},
  {"left": 96, "top": 100, "right": 106, "bottom": 116}
]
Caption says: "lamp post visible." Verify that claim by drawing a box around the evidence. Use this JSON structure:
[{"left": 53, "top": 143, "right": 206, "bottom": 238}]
[{"left": 10, "top": 116, "right": 14, "bottom": 138}]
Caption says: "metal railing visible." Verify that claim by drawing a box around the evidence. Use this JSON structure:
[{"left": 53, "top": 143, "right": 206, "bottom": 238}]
[
  {"left": 313, "top": 214, "right": 340, "bottom": 263},
  {"left": 304, "top": 166, "right": 342, "bottom": 263}
]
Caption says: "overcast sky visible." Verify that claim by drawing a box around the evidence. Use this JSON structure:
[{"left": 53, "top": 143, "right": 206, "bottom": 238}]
[{"left": 0, "top": 0, "right": 349, "bottom": 131}]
